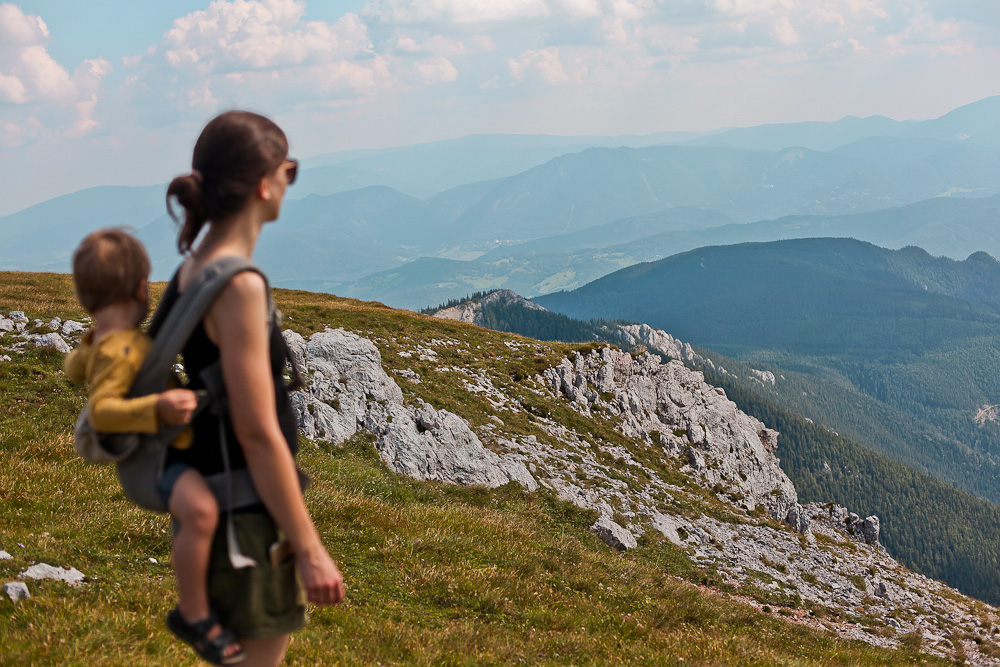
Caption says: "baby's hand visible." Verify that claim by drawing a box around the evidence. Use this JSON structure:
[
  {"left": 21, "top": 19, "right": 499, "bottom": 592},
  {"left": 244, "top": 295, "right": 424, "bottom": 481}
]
[{"left": 156, "top": 388, "right": 198, "bottom": 425}]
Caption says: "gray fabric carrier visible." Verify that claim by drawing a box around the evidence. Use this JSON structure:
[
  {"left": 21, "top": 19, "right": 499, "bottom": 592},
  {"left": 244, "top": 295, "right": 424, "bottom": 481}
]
[{"left": 78, "top": 257, "right": 307, "bottom": 567}]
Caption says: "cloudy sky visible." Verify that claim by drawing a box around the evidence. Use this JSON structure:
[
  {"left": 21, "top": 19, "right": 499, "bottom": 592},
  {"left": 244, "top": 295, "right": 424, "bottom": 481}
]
[{"left": 1, "top": 0, "right": 998, "bottom": 215}]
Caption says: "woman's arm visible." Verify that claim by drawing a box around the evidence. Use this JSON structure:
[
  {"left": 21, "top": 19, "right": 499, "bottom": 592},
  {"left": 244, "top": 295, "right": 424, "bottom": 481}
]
[{"left": 206, "top": 271, "right": 344, "bottom": 605}]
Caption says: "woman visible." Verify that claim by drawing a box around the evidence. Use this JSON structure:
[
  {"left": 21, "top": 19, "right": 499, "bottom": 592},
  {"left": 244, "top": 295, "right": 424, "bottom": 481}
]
[{"left": 164, "top": 110, "right": 344, "bottom": 666}]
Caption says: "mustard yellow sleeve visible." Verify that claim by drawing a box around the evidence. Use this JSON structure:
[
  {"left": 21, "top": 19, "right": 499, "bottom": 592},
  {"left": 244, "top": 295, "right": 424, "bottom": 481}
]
[
  {"left": 64, "top": 347, "right": 88, "bottom": 385},
  {"left": 86, "top": 334, "right": 160, "bottom": 434}
]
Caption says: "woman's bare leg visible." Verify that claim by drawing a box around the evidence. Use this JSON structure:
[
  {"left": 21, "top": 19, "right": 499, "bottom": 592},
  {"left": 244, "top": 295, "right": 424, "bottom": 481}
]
[{"left": 240, "top": 635, "right": 290, "bottom": 667}]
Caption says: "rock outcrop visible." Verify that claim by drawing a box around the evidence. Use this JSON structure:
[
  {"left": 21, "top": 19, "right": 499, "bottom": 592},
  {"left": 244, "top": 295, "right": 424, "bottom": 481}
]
[
  {"left": 433, "top": 289, "right": 547, "bottom": 326},
  {"left": 284, "top": 328, "right": 536, "bottom": 491},
  {"left": 0, "top": 311, "right": 86, "bottom": 358},
  {"left": 541, "top": 347, "right": 805, "bottom": 531}
]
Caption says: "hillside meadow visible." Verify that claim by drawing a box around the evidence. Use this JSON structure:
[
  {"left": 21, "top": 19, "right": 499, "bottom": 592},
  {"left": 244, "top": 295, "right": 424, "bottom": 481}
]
[{"left": 0, "top": 271, "right": 950, "bottom": 666}]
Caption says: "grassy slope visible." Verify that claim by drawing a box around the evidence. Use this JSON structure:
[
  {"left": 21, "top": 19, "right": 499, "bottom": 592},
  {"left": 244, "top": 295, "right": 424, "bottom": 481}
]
[{"left": 0, "top": 272, "right": 947, "bottom": 666}]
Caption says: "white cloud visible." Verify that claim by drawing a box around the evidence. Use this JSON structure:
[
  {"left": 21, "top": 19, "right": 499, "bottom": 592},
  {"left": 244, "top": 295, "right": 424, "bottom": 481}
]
[
  {"left": 0, "top": 3, "right": 48, "bottom": 44},
  {"left": 414, "top": 56, "right": 459, "bottom": 83},
  {"left": 390, "top": 32, "right": 495, "bottom": 56},
  {"left": 161, "top": 0, "right": 371, "bottom": 71},
  {"left": 508, "top": 47, "right": 571, "bottom": 84},
  {"left": 364, "top": 0, "right": 555, "bottom": 25},
  {"left": 126, "top": 0, "right": 409, "bottom": 117},
  {"left": 0, "top": 4, "right": 111, "bottom": 145}
]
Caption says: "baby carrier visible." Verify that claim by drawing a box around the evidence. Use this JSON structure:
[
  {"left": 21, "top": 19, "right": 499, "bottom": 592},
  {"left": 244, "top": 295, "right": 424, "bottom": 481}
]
[{"left": 74, "top": 256, "right": 307, "bottom": 567}]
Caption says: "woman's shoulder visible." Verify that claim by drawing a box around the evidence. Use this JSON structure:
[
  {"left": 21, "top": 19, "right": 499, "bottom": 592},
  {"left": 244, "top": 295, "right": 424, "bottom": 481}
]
[{"left": 178, "top": 255, "right": 268, "bottom": 296}]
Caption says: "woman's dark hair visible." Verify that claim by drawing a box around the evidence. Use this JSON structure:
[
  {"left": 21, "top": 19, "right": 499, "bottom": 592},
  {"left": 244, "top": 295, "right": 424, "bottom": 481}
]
[{"left": 166, "top": 110, "right": 289, "bottom": 253}]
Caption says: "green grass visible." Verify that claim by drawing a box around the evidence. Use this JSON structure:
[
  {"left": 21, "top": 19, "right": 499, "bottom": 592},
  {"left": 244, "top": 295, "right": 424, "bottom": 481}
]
[{"left": 0, "top": 271, "right": 953, "bottom": 665}]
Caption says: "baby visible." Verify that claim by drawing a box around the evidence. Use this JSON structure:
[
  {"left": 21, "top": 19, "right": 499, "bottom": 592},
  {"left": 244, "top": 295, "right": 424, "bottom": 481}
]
[{"left": 65, "top": 228, "right": 244, "bottom": 666}]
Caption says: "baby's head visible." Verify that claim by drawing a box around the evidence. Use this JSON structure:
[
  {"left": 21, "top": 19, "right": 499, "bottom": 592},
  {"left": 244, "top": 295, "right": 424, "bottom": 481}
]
[{"left": 72, "top": 228, "right": 151, "bottom": 321}]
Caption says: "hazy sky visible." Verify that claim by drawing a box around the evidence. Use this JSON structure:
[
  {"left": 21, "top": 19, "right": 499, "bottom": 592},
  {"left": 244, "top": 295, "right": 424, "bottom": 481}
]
[{"left": 2, "top": 0, "right": 998, "bottom": 216}]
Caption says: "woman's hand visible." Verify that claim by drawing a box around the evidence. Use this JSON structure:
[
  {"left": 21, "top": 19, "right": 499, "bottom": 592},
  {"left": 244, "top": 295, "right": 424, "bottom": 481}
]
[{"left": 296, "top": 546, "right": 345, "bottom": 605}]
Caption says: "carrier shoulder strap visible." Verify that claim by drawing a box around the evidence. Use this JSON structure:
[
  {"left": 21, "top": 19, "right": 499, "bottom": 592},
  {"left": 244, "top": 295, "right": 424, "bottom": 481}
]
[{"left": 129, "top": 256, "right": 265, "bottom": 399}]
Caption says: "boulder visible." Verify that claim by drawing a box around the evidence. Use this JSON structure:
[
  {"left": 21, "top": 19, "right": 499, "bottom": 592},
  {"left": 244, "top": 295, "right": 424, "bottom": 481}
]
[
  {"left": 3, "top": 582, "right": 30, "bottom": 602},
  {"left": 19, "top": 563, "right": 85, "bottom": 585},
  {"left": 62, "top": 320, "right": 87, "bottom": 335},
  {"left": 285, "top": 328, "right": 537, "bottom": 492},
  {"left": 591, "top": 516, "right": 637, "bottom": 551},
  {"left": 0, "top": 319, "right": 13, "bottom": 332},
  {"left": 31, "top": 333, "right": 72, "bottom": 354},
  {"left": 8, "top": 311, "right": 27, "bottom": 323}
]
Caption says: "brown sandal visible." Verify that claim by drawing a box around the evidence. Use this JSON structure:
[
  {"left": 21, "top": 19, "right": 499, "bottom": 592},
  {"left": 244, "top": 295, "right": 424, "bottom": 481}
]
[{"left": 166, "top": 607, "right": 245, "bottom": 665}]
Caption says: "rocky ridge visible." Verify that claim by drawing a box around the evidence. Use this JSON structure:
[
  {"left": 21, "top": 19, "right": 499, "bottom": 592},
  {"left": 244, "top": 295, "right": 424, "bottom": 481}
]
[{"left": 284, "top": 324, "right": 1000, "bottom": 664}]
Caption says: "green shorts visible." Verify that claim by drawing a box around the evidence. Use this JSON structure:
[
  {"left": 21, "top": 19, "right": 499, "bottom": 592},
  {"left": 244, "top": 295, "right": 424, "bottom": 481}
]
[{"left": 207, "top": 511, "right": 307, "bottom": 639}]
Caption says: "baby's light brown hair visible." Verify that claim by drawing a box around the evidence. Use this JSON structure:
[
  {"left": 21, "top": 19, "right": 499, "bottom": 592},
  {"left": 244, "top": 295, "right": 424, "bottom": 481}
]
[{"left": 72, "top": 228, "right": 151, "bottom": 313}]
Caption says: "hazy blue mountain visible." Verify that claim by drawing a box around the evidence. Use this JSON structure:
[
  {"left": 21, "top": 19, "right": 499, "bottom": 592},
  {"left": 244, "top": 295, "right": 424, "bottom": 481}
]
[
  {"left": 0, "top": 185, "right": 165, "bottom": 272},
  {"left": 0, "top": 183, "right": 455, "bottom": 284},
  {"left": 535, "top": 237, "right": 1000, "bottom": 505},
  {"left": 477, "top": 207, "right": 734, "bottom": 259},
  {"left": 829, "top": 135, "right": 960, "bottom": 164},
  {"left": 598, "top": 194, "right": 1000, "bottom": 267},
  {"left": 684, "top": 114, "right": 909, "bottom": 152},
  {"left": 292, "top": 131, "right": 714, "bottom": 200},
  {"left": 5, "top": 96, "right": 999, "bottom": 292},
  {"left": 904, "top": 95, "right": 1000, "bottom": 149},
  {"left": 681, "top": 95, "right": 1000, "bottom": 153},
  {"left": 446, "top": 142, "right": 1000, "bottom": 246},
  {"left": 335, "top": 195, "right": 1000, "bottom": 310}
]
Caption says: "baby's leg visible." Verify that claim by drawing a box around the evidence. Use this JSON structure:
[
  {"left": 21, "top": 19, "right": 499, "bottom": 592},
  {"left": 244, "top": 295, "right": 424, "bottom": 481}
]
[
  {"left": 164, "top": 467, "right": 243, "bottom": 662},
  {"left": 167, "top": 467, "right": 218, "bottom": 624}
]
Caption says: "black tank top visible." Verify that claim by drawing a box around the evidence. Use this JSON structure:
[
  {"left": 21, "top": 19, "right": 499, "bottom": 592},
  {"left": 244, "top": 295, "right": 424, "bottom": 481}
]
[{"left": 161, "top": 273, "right": 299, "bottom": 476}]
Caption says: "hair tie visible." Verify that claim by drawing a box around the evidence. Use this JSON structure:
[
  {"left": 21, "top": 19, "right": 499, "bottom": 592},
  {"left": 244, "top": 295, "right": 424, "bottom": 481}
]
[{"left": 191, "top": 169, "right": 203, "bottom": 184}]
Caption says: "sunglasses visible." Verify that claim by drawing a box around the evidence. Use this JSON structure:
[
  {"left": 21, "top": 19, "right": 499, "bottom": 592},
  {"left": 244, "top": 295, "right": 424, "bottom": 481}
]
[{"left": 283, "top": 158, "right": 299, "bottom": 185}]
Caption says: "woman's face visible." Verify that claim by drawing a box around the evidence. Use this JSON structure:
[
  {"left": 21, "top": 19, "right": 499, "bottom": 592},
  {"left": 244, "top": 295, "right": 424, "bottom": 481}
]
[{"left": 262, "top": 158, "right": 298, "bottom": 222}]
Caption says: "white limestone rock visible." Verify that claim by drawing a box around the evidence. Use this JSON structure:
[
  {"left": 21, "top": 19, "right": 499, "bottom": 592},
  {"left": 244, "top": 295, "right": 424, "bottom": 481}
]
[
  {"left": 650, "top": 513, "right": 685, "bottom": 546},
  {"left": 3, "top": 582, "right": 30, "bottom": 601},
  {"left": 541, "top": 347, "right": 807, "bottom": 532},
  {"left": 62, "top": 320, "right": 87, "bottom": 335},
  {"left": 591, "top": 515, "right": 637, "bottom": 551},
  {"left": 284, "top": 328, "right": 536, "bottom": 492},
  {"left": 0, "top": 550, "right": 12, "bottom": 560},
  {"left": 0, "top": 319, "right": 13, "bottom": 332},
  {"left": 31, "top": 333, "right": 72, "bottom": 354},
  {"left": 19, "top": 563, "right": 85, "bottom": 586},
  {"left": 8, "top": 311, "right": 28, "bottom": 323}
]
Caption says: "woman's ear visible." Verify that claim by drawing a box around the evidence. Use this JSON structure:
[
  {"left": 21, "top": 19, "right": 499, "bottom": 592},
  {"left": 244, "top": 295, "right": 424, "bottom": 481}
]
[{"left": 258, "top": 174, "right": 274, "bottom": 202}]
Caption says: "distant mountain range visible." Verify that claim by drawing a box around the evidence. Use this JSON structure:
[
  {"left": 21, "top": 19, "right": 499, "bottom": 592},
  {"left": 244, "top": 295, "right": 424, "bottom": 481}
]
[
  {"left": 334, "top": 195, "right": 1000, "bottom": 309},
  {"left": 2, "top": 95, "right": 998, "bottom": 304}
]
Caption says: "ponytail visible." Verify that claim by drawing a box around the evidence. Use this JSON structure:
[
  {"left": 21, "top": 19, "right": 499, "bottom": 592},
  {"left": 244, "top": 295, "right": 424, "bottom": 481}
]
[{"left": 166, "top": 173, "right": 208, "bottom": 254}]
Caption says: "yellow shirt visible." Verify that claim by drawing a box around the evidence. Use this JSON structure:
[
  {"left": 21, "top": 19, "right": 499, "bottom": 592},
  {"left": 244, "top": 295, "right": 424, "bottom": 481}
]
[{"left": 65, "top": 328, "right": 191, "bottom": 449}]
